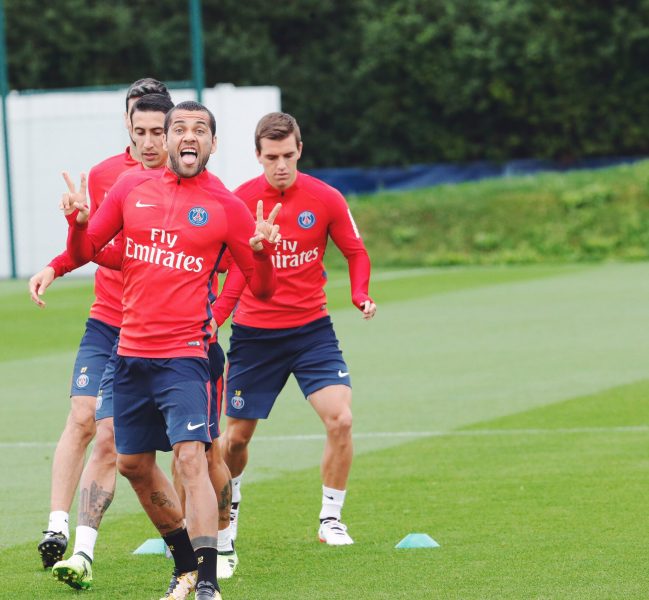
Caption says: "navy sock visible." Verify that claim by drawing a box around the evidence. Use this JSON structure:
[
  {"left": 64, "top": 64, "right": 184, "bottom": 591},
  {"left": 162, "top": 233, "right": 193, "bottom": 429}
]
[
  {"left": 163, "top": 529, "right": 198, "bottom": 574},
  {"left": 196, "top": 546, "right": 219, "bottom": 589}
]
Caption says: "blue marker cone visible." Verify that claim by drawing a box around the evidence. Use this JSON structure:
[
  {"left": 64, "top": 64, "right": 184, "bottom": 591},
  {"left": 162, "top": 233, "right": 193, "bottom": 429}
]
[
  {"left": 395, "top": 533, "right": 440, "bottom": 549},
  {"left": 133, "top": 538, "right": 168, "bottom": 555}
]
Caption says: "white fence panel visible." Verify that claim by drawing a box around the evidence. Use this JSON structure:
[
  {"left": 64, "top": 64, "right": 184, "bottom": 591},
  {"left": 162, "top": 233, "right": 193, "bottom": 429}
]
[{"left": 0, "top": 83, "right": 280, "bottom": 278}]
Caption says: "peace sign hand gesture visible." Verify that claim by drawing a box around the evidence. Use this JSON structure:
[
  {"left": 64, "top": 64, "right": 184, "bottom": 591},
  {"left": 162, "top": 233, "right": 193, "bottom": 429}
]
[
  {"left": 249, "top": 200, "right": 282, "bottom": 252},
  {"left": 60, "top": 171, "right": 90, "bottom": 224}
]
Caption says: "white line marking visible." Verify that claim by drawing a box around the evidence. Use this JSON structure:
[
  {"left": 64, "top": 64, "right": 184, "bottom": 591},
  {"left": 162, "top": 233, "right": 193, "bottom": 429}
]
[{"left": 3, "top": 425, "right": 647, "bottom": 448}]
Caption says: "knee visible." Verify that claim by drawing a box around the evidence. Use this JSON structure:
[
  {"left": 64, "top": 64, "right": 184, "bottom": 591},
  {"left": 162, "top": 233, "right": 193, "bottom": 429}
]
[
  {"left": 325, "top": 407, "right": 353, "bottom": 439},
  {"left": 174, "top": 443, "right": 206, "bottom": 481},
  {"left": 92, "top": 422, "right": 117, "bottom": 465},
  {"left": 117, "top": 455, "right": 147, "bottom": 482},
  {"left": 67, "top": 398, "right": 97, "bottom": 440},
  {"left": 224, "top": 427, "right": 253, "bottom": 455}
]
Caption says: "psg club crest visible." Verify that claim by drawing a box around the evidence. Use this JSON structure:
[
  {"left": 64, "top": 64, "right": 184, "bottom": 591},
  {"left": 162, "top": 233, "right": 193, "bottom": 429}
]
[
  {"left": 76, "top": 374, "right": 89, "bottom": 388},
  {"left": 297, "top": 210, "right": 316, "bottom": 229},
  {"left": 188, "top": 206, "right": 209, "bottom": 227},
  {"left": 231, "top": 390, "right": 245, "bottom": 410}
]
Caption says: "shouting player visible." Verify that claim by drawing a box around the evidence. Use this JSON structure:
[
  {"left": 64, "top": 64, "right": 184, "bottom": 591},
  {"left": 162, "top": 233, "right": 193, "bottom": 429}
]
[{"left": 62, "top": 101, "right": 280, "bottom": 600}]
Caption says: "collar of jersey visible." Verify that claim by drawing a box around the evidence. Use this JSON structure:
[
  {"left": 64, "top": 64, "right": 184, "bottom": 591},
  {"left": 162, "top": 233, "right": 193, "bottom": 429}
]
[
  {"left": 262, "top": 170, "right": 302, "bottom": 196},
  {"left": 124, "top": 146, "right": 139, "bottom": 168},
  {"left": 162, "top": 166, "right": 211, "bottom": 185}
]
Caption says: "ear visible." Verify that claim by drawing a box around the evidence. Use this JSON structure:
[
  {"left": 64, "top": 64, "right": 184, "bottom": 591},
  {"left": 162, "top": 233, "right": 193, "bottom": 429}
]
[
  {"left": 162, "top": 133, "right": 168, "bottom": 152},
  {"left": 210, "top": 135, "right": 217, "bottom": 155},
  {"left": 296, "top": 141, "right": 303, "bottom": 160},
  {"left": 256, "top": 149, "right": 262, "bottom": 164}
]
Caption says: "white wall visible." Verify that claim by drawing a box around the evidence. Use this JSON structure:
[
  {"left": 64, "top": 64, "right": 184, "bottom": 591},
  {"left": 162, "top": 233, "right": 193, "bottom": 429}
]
[{"left": 0, "top": 83, "right": 280, "bottom": 278}]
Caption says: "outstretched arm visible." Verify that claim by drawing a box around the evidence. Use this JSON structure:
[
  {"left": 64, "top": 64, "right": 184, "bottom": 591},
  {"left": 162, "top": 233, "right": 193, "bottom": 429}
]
[{"left": 329, "top": 196, "right": 376, "bottom": 320}]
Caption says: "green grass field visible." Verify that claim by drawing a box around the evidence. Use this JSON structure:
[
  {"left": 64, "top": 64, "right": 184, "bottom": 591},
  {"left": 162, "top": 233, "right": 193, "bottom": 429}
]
[{"left": 2, "top": 263, "right": 649, "bottom": 598}]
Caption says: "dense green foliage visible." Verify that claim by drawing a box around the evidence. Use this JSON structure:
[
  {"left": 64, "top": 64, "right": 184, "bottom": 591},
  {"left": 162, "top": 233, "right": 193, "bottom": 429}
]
[
  {"left": 328, "top": 160, "right": 649, "bottom": 267},
  {"left": 5, "top": 1, "right": 649, "bottom": 168}
]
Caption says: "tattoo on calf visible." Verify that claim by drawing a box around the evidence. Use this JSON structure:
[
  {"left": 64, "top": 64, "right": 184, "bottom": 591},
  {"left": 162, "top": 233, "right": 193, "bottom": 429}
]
[
  {"left": 78, "top": 481, "right": 114, "bottom": 529},
  {"left": 218, "top": 480, "right": 232, "bottom": 511},
  {"left": 151, "top": 491, "right": 176, "bottom": 508}
]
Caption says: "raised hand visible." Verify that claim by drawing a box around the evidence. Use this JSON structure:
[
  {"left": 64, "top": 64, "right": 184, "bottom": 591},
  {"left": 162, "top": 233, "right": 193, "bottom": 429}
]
[
  {"left": 249, "top": 200, "right": 282, "bottom": 252},
  {"left": 60, "top": 171, "right": 89, "bottom": 223}
]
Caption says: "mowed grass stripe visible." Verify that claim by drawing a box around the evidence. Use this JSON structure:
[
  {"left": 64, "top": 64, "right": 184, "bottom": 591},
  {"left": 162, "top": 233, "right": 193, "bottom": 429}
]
[
  {"left": 0, "top": 264, "right": 583, "bottom": 362},
  {"left": 2, "top": 385, "right": 648, "bottom": 598}
]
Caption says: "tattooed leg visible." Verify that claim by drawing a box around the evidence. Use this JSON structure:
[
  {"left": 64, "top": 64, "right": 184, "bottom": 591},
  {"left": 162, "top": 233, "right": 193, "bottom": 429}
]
[{"left": 117, "top": 451, "right": 184, "bottom": 535}]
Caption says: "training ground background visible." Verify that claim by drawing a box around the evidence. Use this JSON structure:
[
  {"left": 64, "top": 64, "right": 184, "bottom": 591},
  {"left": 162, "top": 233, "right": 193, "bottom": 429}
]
[{"left": 1, "top": 263, "right": 649, "bottom": 598}]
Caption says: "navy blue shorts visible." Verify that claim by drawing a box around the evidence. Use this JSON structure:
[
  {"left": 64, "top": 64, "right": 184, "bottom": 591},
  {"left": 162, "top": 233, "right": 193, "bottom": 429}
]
[
  {"left": 207, "top": 342, "right": 225, "bottom": 440},
  {"left": 95, "top": 339, "right": 118, "bottom": 421},
  {"left": 225, "top": 316, "right": 350, "bottom": 420},
  {"left": 70, "top": 318, "right": 120, "bottom": 397},
  {"left": 113, "top": 356, "right": 212, "bottom": 455}
]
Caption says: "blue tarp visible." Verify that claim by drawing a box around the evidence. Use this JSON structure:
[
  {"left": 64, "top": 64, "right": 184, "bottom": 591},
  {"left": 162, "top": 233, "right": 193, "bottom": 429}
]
[{"left": 306, "top": 156, "right": 644, "bottom": 195}]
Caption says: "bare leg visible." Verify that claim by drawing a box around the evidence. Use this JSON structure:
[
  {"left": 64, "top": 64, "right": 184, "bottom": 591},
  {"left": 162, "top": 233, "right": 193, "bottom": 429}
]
[
  {"left": 76, "top": 418, "right": 117, "bottom": 530},
  {"left": 308, "top": 385, "right": 353, "bottom": 489},
  {"left": 220, "top": 417, "right": 258, "bottom": 478},
  {"left": 50, "top": 395, "right": 97, "bottom": 512},
  {"left": 173, "top": 441, "right": 218, "bottom": 540},
  {"left": 117, "top": 452, "right": 184, "bottom": 535},
  {"left": 206, "top": 442, "right": 232, "bottom": 532}
]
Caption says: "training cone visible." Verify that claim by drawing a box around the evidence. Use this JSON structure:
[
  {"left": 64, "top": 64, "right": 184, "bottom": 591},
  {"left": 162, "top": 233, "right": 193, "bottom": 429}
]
[
  {"left": 133, "top": 538, "right": 168, "bottom": 555},
  {"left": 395, "top": 533, "right": 440, "bottom": 549}
]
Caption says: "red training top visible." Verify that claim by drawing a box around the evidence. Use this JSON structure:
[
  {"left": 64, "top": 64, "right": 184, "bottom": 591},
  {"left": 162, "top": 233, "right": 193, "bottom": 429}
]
[
  {"left": 66, "top": 167, "right": 275, "bottom": 358},
  {"left": 232, "top": 171, "right": 372, "bottom": 329},
  {"left": 49, "top": 148, "right": 138, "bottom": 328}
]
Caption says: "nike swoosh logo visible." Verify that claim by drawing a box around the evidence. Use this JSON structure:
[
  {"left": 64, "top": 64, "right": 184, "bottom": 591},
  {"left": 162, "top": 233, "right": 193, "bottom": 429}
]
[
  {"left": 324, "top": 495, "right": 335, "bottom": 500},
  {"left": 187, "top": 422, "right": 205, "bottom": 431},
  {"left": 135, "top": 200, "right": 156, "bottom": 208},
  {"left": 338, "top": 370, "right": 349, "bottom": 377}
]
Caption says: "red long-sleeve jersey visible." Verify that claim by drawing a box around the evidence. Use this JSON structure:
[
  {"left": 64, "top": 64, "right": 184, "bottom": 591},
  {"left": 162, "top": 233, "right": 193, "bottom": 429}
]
[
  {"left": 66, "top": 167, "right": 275, "bottom": 358},
  {"left": 92, "top": 235, "right": 244, "bottom": 330},
  {"left": 48, "top": 148, "right": 138, "bottom": 327},
  {"left": 232, "top": 171, "right": 372, "bottom": 329}
]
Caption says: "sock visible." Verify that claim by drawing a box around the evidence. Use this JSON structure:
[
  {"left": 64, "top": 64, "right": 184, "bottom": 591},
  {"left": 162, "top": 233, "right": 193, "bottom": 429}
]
[
  {"left": 319, "top": 486, "right": 346, "bottom": 521},
  {"left": 48, "top": 511, "right": 70, "bottom": 539},
  {"left": 231, "top": 472, "right": 244, "bottom": 504},
  {"left": 217, "top": 525, "right": 233, "bottom": 553},
  {"left": 194, "top": 544, "right": 219, "bottom": 590},
  {"left": 73, "top": 526, "right": 97, "bottom": 561},
  {"left": 163, "top": 528, "right": 198, "bottom": 574}
]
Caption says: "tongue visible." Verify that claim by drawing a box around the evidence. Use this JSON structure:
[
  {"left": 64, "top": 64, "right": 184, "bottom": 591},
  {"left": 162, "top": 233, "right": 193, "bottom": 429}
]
[{"left": 181, "top": 153, "right": 197, "bottom": 166}]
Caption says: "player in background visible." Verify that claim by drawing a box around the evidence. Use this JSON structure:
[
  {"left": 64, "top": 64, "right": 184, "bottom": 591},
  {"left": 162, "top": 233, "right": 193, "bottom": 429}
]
[
  {"left": 220, "top": 112, "right": 376, "bottom": 547},
  {"left": 30, "top": 79, "right": 171, "bottom": 571},
  {"left": 61, "top": 101, "right": 280, "bottom": 600}
]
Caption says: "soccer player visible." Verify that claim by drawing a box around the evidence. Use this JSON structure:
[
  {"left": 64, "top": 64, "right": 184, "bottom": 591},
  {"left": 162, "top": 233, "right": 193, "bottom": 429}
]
[
  {"left": 31, "top": 78, "right": 172, "bottom": 571},
  {"left": 34, "top": 95, "right": 241, "bottom": 594},
  {"left": 62, "top": 101, "right": 280, "bottom": 600},
  {"left": 220, "top": 112, "right": 376, "bottom": 547}
]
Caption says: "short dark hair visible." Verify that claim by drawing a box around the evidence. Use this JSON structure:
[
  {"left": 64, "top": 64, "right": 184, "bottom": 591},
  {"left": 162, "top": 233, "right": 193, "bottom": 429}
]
[
  {"left": 255, "top": 112, "right": 302, "bottom": 152},
  {"left": 164, "top": 101, "right": 216, "bottom": 136},
  {"left": 129, "top": 94, "right": 175, "bottom": 121},
  {"left": 125, "top": 78, "right": 170, "bottom": 111}
]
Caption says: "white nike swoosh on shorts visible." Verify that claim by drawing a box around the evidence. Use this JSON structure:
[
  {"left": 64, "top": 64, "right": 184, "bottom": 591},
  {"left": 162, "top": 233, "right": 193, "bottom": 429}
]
[{"left": 187, "top": 422, "right": 205, "bottom": 431}]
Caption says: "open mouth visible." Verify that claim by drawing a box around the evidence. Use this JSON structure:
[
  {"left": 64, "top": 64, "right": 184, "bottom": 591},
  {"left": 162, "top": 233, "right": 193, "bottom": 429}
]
[{"left": 180, "top": 148, "right": 198, "bottom": 166}]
